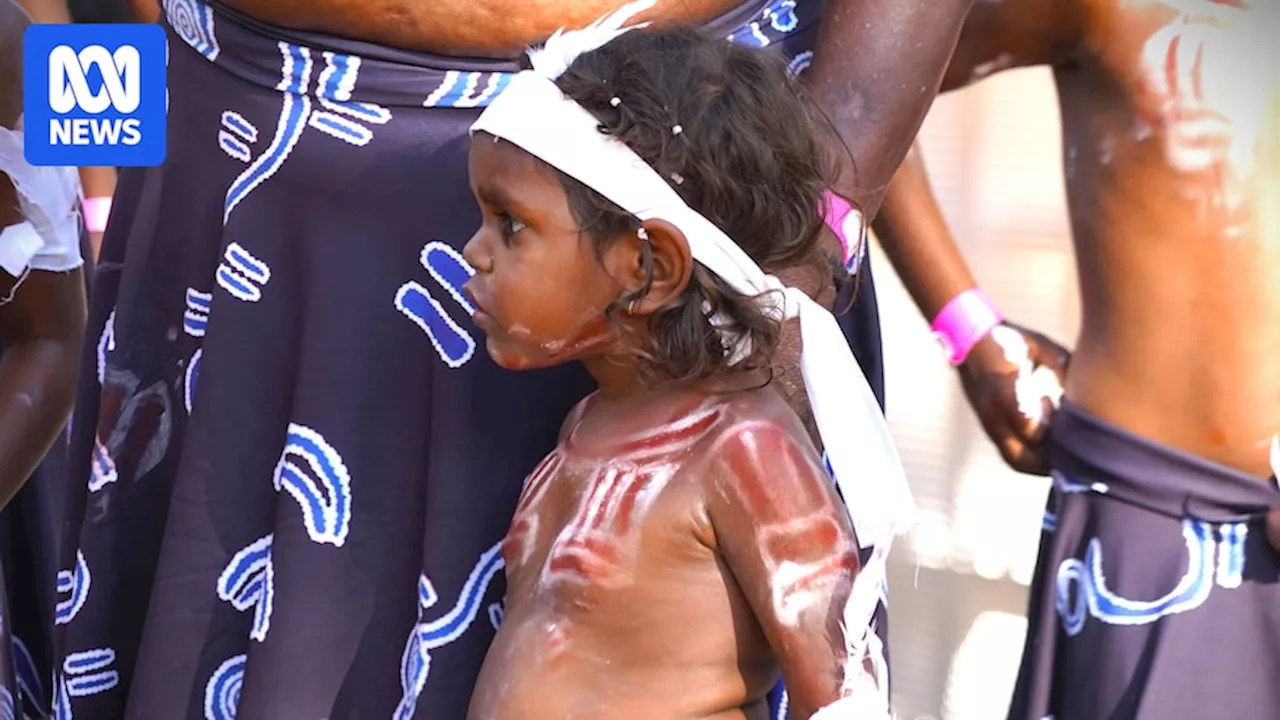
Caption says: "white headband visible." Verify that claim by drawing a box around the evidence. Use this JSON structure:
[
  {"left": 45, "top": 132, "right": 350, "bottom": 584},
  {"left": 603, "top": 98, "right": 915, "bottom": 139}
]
[{"left": 469, "top": 1, "right": 916, "bottom": 661}]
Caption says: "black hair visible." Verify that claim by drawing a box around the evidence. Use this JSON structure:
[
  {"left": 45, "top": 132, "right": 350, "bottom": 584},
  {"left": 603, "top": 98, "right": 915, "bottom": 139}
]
[{"left": 545, "top": 25, "right": 844, "bottom": 384}]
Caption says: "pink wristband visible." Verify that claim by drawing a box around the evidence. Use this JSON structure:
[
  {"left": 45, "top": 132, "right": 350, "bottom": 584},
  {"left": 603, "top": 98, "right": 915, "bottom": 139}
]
[
  {"left": 82, "top": 196, "right": 112, "bottom": 234},
  {"left": 820, "top": 190, "right": 864, "bottom": 272},
  {"left": 931, "top": 289, "right": 1003, "bottom": 365}
]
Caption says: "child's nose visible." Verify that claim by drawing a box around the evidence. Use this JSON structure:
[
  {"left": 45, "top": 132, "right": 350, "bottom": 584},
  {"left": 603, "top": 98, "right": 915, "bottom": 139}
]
[{"left": 462, "top": 230, "right": 491, "bottom": 273}]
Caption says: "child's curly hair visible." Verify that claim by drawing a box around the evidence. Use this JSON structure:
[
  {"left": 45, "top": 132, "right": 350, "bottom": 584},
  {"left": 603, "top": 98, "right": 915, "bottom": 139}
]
[{"left": 543, "top": 25, "right": 844, "bottom": 384}]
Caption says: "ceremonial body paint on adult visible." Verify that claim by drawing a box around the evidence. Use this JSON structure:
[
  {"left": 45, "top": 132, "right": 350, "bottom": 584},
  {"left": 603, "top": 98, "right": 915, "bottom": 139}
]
[{"left": 873, "top": 0, "right": 1280, "bottom": 717}]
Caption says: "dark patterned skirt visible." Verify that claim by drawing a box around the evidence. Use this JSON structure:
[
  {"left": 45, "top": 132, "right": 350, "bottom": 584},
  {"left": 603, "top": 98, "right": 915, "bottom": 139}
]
[
  {"left": 1010, "top": 401, "right": 1280, "bottom": 720},
  {"left": 53, "top": 0, "right": 888, "bottom": 717}
]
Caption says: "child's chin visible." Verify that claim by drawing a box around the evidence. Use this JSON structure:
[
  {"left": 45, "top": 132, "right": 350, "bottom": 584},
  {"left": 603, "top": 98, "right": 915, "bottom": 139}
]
[{"left": 485, "top": 337, "right": 552, "bottom": 371}]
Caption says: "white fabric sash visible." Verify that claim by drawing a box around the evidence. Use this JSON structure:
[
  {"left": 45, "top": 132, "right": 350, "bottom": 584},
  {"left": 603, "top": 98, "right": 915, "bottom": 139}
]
[{"left": 0, "top": 115, "right": 85, "bottom": 277}]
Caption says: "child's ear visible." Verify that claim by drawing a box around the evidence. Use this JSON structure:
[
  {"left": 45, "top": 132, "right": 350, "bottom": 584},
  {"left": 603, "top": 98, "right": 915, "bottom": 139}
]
[{"left": 604, "top": 219, "right": 693, "bottom": 314}]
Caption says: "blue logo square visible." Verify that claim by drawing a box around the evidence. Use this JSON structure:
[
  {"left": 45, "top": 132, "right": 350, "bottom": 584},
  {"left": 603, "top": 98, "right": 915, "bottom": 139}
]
[{"left": 22, "top": 23, "right": 167, "bottom": 167}]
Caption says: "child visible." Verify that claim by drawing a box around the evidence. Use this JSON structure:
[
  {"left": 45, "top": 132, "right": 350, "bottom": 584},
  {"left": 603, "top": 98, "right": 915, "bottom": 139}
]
[{"left": 461, "top": 4, "right": 915, "bottom": 717}]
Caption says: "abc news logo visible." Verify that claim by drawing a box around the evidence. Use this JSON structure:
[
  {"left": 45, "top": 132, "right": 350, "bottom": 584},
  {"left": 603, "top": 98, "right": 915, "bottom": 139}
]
[
  {"left": 48, "top": 44, "right": 143, "bottom": 147},
  {"left": 23, "top": 24, "right": 166, "bottom": 167}
]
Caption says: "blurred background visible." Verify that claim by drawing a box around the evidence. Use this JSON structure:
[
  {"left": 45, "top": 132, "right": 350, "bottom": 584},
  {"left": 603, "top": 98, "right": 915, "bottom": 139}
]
[
  {"left": 11, "top": 0, "right": 1079, "bottom": 711},
  {"left": 874, "top": 66, "right": 1080, "bottom": 720}
]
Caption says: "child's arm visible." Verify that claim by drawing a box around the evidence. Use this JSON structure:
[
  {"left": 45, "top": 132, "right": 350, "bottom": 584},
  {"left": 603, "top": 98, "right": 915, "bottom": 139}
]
[
  {"left": 706, "top": 419, "right": 863, "bottom": 719},
  {"left": 15, "top": 0, "right": 118, "bottom": 260}
]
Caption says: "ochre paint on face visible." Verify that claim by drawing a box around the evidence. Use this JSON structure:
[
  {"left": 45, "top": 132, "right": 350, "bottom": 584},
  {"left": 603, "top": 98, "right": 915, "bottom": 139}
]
[{"left": 463, "top": 136, "right": 632, "bottom": 371}]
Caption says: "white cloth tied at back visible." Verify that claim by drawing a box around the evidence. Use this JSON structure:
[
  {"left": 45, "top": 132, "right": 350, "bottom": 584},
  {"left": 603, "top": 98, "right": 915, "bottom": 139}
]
[
  {"left": 0, "top": 114, "right": 85, "bottom": 278},
  {"left": 468, "top": 0, "right": 916, "bottom": 675}
]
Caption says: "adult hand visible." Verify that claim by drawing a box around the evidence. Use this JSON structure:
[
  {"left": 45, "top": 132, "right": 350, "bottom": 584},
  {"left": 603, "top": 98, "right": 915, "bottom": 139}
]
[{"left": 957, "top": 322, "right": 1071, "bottom": 475}]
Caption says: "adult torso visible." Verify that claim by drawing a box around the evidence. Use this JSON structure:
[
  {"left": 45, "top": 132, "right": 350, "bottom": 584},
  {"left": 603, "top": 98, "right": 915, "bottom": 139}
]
[
  {"left": 217, "top": 0, "right": 746, "bottom": 57},
  {"left": 946, "top": 0, "right": 1280, "bottom": 476}
]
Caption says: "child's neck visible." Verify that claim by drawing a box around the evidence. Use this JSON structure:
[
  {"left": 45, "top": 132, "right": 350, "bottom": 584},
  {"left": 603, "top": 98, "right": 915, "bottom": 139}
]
[
  {"left": 580, "top": 352, "right": 769, "bottom": 403},
  {"left": 580, "top": 352, "right": 647, "bottom": 400}
]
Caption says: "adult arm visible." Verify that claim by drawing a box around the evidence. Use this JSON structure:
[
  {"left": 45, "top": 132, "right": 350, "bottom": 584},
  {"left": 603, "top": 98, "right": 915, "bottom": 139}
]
[
  {"left": 803, "top": 0, "right": 973, "bottom": 218},
  {"left": 868, "top": 0, "right": 1081, "bottom": 473},
  {"left": 0, "top": 0, "right": 87, "bottom": 507},
  {"left": 869, "top": 0, "right": 1081, "bottom": 315},
  {"left": 127, "top": 0, "right": 159, "bottom": 22},
  {"left": 17, "top": 0, "right": 118, "bottom": 260},
  {"left": 868, "top": 0, "right": 1086, "bottom": 321},
  {"left": 875, "top": 143, "right": 1071, "bottom": 475},
  {"left": 872, "top": 142, "right": 979, "bottom": 321},
  {"left": 15, "top": 0, "right": 66, "bottom": 20},
  {"left": 0, "top": 267, "right": 87, "bottom": 508},
  {"left": 0, "top": 0, "right": 23, "bottom": 129}
]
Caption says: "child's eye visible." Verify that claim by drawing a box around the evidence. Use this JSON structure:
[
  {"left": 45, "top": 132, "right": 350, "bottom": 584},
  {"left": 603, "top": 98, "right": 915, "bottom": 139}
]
[{"left": 499, "top": 212, "right": 527, "bottom": 240}]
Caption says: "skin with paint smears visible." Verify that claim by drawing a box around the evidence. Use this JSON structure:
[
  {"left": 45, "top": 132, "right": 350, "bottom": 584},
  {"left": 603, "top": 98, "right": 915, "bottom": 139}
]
[
  {"left": 0, "top": 0, "right": 86, "bottom": 509},
  {"left": 460, "top": 140, "right": 629, "bottom": 372},
  {"left": 462, "top": 138, "right": 865, "bottom": 719},
  {"left": 879, "top": 0, "right": 1280, "bottom": 478},
  {"left": 470, "top": 391, "right": 860, "bottom": 720}
]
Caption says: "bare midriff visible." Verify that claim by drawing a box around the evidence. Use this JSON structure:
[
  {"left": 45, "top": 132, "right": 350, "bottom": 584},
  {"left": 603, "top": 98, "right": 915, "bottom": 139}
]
[
  {"left": 955, "top": 0, "right": 1280, "bottom": 476},
  {"left": 470, "top": 603, "right": 771, "bottom": 720},
  {"left": 217, "top": 0, "right": 747, "bottom": 56}
]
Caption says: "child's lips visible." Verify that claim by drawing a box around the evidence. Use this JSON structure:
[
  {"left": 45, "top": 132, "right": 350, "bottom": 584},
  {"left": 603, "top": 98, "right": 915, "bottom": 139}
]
[
  {"left": 462, "top": 283, "right": 495, "bottom": 326},
  {"left": 472, "top": 309, "right": 497, "bottom": 332}
]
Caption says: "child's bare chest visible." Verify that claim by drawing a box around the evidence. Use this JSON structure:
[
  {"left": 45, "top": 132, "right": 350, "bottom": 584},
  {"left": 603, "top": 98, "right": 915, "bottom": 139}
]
[{"left": 502, "top": 408, "right": 724, "bottom": 611}]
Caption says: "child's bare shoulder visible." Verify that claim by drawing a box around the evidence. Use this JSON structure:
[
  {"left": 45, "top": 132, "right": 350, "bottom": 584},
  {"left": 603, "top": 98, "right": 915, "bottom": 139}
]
[
  {"left": 698, "top": 388, "right": 826, "bottom": 486},
  {"left": 696, "top": 387, "right": 852, "bottom": 558},
  {"left": 703, "top": 387, "right": 816, "bottom": 448},
  {"left": 557, "top": 388, "right": 817, "bottom": 481}
]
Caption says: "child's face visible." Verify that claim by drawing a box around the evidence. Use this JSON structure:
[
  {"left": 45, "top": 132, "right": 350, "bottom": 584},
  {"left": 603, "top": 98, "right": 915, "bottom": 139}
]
[{"left": 462, "top": 137, "right": 631, "bottom": 370}]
